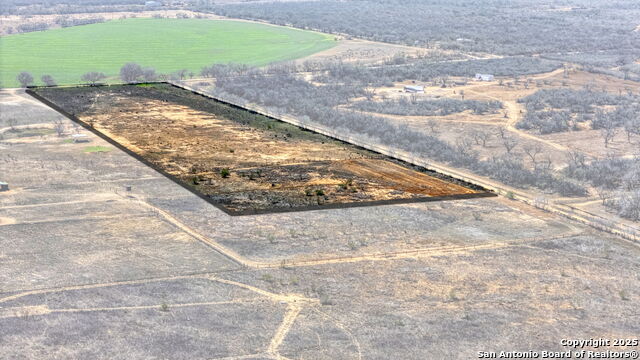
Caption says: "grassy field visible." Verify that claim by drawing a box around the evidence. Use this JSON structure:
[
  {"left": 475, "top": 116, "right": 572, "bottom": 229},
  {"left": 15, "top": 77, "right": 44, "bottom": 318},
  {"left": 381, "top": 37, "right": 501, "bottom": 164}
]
[{"left": 0, "top": 18, "right": 336, "bottom": 87}]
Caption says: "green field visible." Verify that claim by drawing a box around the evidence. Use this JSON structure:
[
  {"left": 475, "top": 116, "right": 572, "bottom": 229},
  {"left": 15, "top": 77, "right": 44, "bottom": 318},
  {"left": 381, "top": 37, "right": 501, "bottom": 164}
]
[{"left": 0, "top": 18, "right": 336, "bottom": 87}]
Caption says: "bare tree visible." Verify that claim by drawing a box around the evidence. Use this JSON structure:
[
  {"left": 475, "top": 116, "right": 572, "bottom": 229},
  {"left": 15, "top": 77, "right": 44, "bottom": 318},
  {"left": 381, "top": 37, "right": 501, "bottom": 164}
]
[
  {"left": 566, "top": 150, "right": 587, "bottom": 169},
  {"left": 17, "top": 72, "right": 34, "bottom": 88},
  {"left": 174, "top": 69, "right": 189, "bottom": 80},
  {"left": 471, "top": 129, "right": 490, "bottom": 147},
  {"left": 624, "top": 119, "right": 640, "bottom": 143},
  {"left": 363, "top": 87, "right": 376, "bottom": 100},
  {"left": 496, "top": 126, "right": 507, "bottom": 139},
  {"left": 120, "top": 62, "right": 143, "bottom": 83},
  {"left": 142, "top": 67, "right": 157, "bottom": 82},
  {"left": 537, "top": 155, "right": 553, "bottom": 172},
  {"left": 455, "top": 136, "right": 474, "bottom": 157},
  {"left": 459, "top": 89, "right": 465, "bottom": 100},
  {"left": 522, "top": 143, "right": 543, "bottom": 167},
  {"left": 426, "top": 119, "right": 438, "bottom": 133},
  {"left": 81, "top": 72, "right": 106, "bottom": 85},
  {"left": 601, "top": 121, "right": 618, "bottom": 148},
  {"left": 41, "top": 74, "right": 56, "bottom": 86},
  {"left": 595, "top": 187, "right": 612, "bottom": 205},
  {"left": 501, "top": 136, "right": 518, "bottom": 153},
  {"left": 52, "top": 118, "right": 65, "bottom": 137}
]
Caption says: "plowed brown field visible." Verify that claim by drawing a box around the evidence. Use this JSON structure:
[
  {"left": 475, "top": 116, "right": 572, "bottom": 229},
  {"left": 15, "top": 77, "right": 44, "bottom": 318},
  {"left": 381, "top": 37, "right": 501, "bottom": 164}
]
[{"left": 33, "top": 84, "right": 486, "bottom": 214}]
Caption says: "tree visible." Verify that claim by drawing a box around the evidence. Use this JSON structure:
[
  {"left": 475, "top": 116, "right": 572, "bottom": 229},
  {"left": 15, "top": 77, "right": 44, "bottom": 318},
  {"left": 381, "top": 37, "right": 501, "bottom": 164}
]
[
  {"left": 601, "top": 121, "right": 618, "bottom": 148},
  {"left": 174, "top": 69, "right": 189, "bottom": 80},
  {"left": 455, "top": 136, "right": 474, "bottom": 157},
  {"left": 120, "top": 62, "right": 143, "bottom": 83},
  {"left": 17, "top": 72, "right": 34, "bottom": 88},
  {"left": 624, "top": 119, "right": 640, "bottom": 143},
  {"left": 566, "top": 150, "right": 587, "bottom": 170},
  {"left": 496, "top": 126, "right": 507, "bottom": 139},
  {"left": 501, "top": 136, "right": 518, "bottom": 153},
  {"left": 363, "top": 87, "right": 376, "bottom": 100},
  {"left": 426, "top": 119, "right": 438, "bottom": 133},
  {"left": 52, "top": 118, "right": 65, "bottom": 137},
  {"left": 81, "top": 72, "right": 106, "bottom": 85},
  {"left": 41, "top": 74, "right": 56, "bottom": 86},
  {"left": 595, "top": 186, "right": 611, "bottom": 205},
  {"left": 522, "top": 143, "right": 543, "bottom": 168},
  {"left": 142, "top": 67, "right": 157, "bottom": 82},
  {"left": 471, "top": 129, "right": 490, "bottom": 147}
]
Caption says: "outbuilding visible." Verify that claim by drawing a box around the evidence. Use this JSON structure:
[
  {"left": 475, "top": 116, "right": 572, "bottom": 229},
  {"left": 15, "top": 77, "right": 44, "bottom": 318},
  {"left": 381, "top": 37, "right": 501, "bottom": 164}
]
[
  {"left": 0, "top": 182, "right": 8, "bottom": 192},
  {"left": 404, "top": 85, "right": 425, "bottom": 93},
  {"left": 475, "top": 74, "right": 494, "bottom": 81},
  {"left": 72, "top": 134, "right": 90, "bottom": 143}
]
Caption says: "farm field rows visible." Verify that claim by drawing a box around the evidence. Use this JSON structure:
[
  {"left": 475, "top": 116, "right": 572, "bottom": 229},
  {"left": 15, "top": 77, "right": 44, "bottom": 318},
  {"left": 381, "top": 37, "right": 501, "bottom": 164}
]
[{"left": 0, "top": 18, "right": 336, "bottom": 87}]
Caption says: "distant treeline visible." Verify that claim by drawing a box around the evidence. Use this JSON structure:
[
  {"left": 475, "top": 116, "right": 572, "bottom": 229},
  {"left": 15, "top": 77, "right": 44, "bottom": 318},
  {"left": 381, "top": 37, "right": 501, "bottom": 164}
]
[
  {"left": 211, "top": 0, "right": 640, "bottom": 56},
  {"left": 316, "top": 57, "right": 560, "bottom": 87},
  {"left": 55, "top": 16, "right": 105, "bottom": 27},
  {"left": 351, "top": 97, "right": 503, "bottom": 117},
  {"left": 3, "top": 0, "right": 159, "bottom": 15}
]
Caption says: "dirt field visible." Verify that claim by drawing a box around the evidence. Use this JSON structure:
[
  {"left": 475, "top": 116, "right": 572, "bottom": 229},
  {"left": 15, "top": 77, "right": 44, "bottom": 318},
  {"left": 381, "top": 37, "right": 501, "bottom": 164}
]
[{"left": 32, "top": 84, "right": 484, "bottom": 214}]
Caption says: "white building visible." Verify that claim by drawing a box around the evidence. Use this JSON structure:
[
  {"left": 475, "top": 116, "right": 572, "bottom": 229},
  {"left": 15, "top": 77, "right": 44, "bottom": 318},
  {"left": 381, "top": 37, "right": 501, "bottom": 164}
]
[
  {"left": 475, "top": 74, "right": 494, "bottom": 81},
  {"left": 404, "top": 85, "right": 425, "bottom": 93},
  {"left": 72, "top": 134, "right": 90, "bottom": 143}
]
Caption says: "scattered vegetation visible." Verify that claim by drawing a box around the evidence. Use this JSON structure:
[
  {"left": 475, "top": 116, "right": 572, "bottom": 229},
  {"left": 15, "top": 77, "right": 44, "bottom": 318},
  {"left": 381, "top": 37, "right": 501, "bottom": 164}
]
[
  {"left": 352, "top": 97, "right": 502, "bottom": 116},
  {"left": 517, "top": 88, "right": 640, "bottom": 135},
  {"left": 83, "top": 145, "right": 111, "bottom": 153},
  {"left": 565, "top": 155, "right": 640, "bottom": 220}
]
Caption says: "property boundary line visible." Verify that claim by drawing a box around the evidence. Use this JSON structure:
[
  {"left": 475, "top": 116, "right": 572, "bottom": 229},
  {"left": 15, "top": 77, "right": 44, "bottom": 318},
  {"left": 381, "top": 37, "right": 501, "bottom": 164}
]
[{"left": 25, "top": 83, "right": 495, "bottom": 217}]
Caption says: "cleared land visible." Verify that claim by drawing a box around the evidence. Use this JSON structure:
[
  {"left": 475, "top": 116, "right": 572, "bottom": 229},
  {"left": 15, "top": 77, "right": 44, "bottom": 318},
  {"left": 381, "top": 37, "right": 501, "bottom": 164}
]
[
  {"left": 0, "top": 18, "right": 335, "bottom": 87},
  {"left": 31, "top": 84, "right": 484, "bottom": 214},
  {"left": 1, "top": 89, "right": 638, "bottom": 359}
]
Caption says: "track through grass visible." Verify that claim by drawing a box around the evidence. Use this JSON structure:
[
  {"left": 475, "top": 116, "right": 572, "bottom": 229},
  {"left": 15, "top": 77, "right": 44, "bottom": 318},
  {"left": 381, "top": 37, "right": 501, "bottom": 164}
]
[{"left": 0, "top": 18, "right": 335, "bottom": 87}]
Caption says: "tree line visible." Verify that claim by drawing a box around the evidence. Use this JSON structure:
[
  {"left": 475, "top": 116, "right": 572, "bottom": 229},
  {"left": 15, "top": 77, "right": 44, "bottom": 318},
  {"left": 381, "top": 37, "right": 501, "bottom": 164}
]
[
  {"left": 210, "top": 0, "right": 640, "bottom": 56},
  {"left": 351, "top": 97, "right": 503, "bottom": 117},
  {"left": 316, "top": 57, "right": 560, "bottom": 87},
  {"left": 14, "top": 62, "right": 194, "bottom": 87}
]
